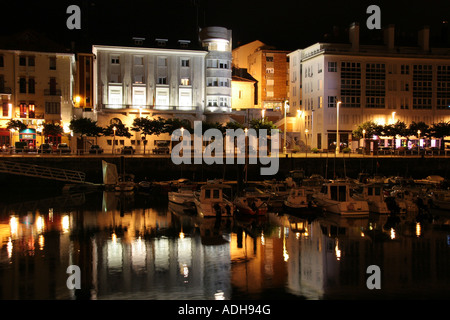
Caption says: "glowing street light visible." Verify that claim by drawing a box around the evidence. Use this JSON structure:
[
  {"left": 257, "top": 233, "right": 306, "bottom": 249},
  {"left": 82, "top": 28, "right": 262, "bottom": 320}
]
[
  {"left": 261, "top": 109, "right": 265, "bottom": 119},
  {"left": 283, "top": 100, "right": 289, "bottom": 154},
  {"left": 417, "top": 130, "right": 421, "bottom": 154},
  {"left": 113, "top": 126, "right": 117, "bottom": 155},
  {"left": 336, "top": 101, "right": 342, "bottom": 155},
  {"left": 305, "top": 128, "right": 309, "bottom": 158}
]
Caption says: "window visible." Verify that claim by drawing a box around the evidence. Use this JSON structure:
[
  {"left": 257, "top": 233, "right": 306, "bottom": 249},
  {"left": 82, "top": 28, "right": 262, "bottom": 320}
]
[
  {"left": 19, "top": 103, "right": 27, "bottom": 118},
  {"left": 0, "top": 56, "right": 4, "bottom": 67},
  {"left": 45, "top": 102, "right": 61, "bottom": 114},
  {"left": 328, "top": 62, "right": 337, "bottom": 72},
  {"left": 157, "top": 77, "right": 167, "bottom": 85},
  {"left": 181, "top": 58, "right": 190, "bottom": 67},
  {"left": 219, "top": 97, "right": 229, "bottom": 107},
  {"left": 180, "top": 78, "right": 190, "bottom": 86},
  {"left": 28, "top": 104, "right": 35, "bottom": 118},
  {"left": 207, "top": 97, "right": 218, "bottom": 107},
  {"left": 156, "top": 88, "right": 169, "bottom": 107},
  {"left": 266, "top": 67, "right": 274, "bottom": 74},
  {"left": 28, "top": 56, "right": 35, "bottom": 67},
  {"left": 207, "top": 77, "right": 218, "bottom": 87},
  {"left": 179, "top": 88, "right": 192, "bottom": 109},
  {"left": 219, "top": 60, "right": 229, "bottom": 69},
  {"left": 111, "top": 56, "right": 120, "bottom": 64},
  {"left": 2, "top": 102, "right": 9, "bottom": 117},
  {"left": 28, "top": 78, "right": 35, "bottom": 94},
  {"left": 267, "top": 91, "right": 274, "bottom": 97},
  {"left": 266, "top": 56, "right": 274, "bottom": 62},
  {"left": 132, "top": 87, "right": 146, "bottom": 106},
  {"left": 49, "top": 57, "right": 56, "bottom": 70},
  {"left": 108, "top": 86, "right": 123, "bottom": 108},
  {"left": 19, "top": 77, "right": 26, "bottom": 93},
  {"left": 207, "top": 59, "right": 218, "bottom": 68},
  {"left": 19, "top": 56, "right": 26, "bottom": 66},
  {"left": 157, "top": 57, "right": 167, "bottom": 67}
]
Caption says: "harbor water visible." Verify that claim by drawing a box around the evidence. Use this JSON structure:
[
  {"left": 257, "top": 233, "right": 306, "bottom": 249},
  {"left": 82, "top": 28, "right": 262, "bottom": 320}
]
[{"left": 1, "top": 188, "right": 450, "bottom": 300}]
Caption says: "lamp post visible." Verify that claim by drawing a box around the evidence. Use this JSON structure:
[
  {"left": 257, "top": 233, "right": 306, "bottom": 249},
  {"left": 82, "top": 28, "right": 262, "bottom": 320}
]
[
  {"left": 336, "top": 101, "right": 342, "bottom": 155},
  {"left": 283, "top": 100, "right": 289, "bottom": 155},
  {"left": 305, "top": 128, "right": 309, "bottom": 158},
  {"left": 417, "top": 130, "right": 421, "bottom": 154},
  {"left": 362, "top": 129, "right": 366, "bottom": 153},
  {"left": 262, "top": 109, "right": 265, "bottom": 120},
  {"left": 10, "top": 128, "right": 15, "bottom": 151},
  {"left": 113, "top": 126, "right": 117, "bottom": 155}
]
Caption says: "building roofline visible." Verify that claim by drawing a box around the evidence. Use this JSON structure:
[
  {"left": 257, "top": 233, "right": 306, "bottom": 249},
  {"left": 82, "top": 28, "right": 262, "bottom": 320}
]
[{"left": 92, "top": 44, "right": 208, "bottom": 55}]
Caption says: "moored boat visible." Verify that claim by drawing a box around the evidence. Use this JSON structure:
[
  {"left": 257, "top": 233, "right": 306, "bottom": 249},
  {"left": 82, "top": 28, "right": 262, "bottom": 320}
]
[
  {"left": 283, "top": 186, "right": 317, "bottom": 214},
  {"left": 234, "top": 196, "right": 268, "bottom": 216},
  {"left": 352, "top": 183, "right": 390, "bottom": 214},
  {"left": 194, "top": 181, "right": 234, "bottom": 218},
  {"left": 312, "top": 180, "right": 370, "bottom": 216}
]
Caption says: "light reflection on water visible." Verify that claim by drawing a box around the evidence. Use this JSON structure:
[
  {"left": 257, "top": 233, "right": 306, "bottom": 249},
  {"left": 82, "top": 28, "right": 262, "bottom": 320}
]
[{"left": 1, "top": 190, "right": 450, "bottom": 300}]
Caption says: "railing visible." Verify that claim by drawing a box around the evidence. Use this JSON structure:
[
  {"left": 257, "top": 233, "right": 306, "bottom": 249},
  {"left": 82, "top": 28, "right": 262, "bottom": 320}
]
[{"left": 0, "top": 160, "right": 86, "bottom": 183}]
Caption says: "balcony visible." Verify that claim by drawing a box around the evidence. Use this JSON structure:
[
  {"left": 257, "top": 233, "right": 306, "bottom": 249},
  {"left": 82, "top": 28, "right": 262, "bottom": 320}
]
[
  {"left": 0, "top": 87, "right": 12, "bottom": 94},
  {"left": 102, "top": 104, "right": 200, "bottom": 113},
  {"left": 44, "top": 89, "right": 62, "bottom": 96}
]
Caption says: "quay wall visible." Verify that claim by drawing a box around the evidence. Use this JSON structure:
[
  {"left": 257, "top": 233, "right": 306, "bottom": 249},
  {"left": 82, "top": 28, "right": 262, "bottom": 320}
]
[{"left": 1, "top": 156, "right": 449, "bottom": 188}]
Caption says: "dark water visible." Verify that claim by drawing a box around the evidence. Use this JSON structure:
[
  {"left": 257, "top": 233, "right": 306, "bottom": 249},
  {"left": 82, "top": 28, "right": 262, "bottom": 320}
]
[{"left": 1, "top": 189, "right": 450, "bottom": 300}]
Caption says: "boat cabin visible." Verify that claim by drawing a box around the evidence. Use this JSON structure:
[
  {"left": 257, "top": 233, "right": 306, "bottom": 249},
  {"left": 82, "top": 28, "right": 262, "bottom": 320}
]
[
  {"left": 200, "top": 184, "right": 232, "bottom": 203},
  {"left": 321, "top": 183, "right": 350, "bottom": 202}
]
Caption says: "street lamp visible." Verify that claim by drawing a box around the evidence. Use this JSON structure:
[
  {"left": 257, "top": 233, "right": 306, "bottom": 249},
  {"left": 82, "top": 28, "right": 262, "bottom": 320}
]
[
  {"left": 305, "top": 128, "right": 309, "bottom": 158},
  {"left": 362, "top": 129, "right": 366, "bottom": 152},
  {"left": 417, "top": 130, "right": 421, "bottom": 154},
  {"left": 283, "top": 100, "right": 289, "bottom": 154},
  {"left": 336, "top": 101, "right": 342, "bottom": 155},
  {"left": 113, "top": 126, "right": 117, "bottom": 155},
  {"left": 261, "top": 109, "right": 265, "bottom": 119}
]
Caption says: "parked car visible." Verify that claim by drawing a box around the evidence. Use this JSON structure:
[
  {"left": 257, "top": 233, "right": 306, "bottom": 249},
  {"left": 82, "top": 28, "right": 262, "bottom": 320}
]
[
  {"left": 121, "top": 146, "right": 135, "bottom": 154},
  {"left": 57, "top": 143, "right": 71, "bottom": 153},
  {"left": 89, "top": 144, "right": 104, "bottom": 154},
  {"left": 39, "top": 143, "right": 52, "bottom": 153}
]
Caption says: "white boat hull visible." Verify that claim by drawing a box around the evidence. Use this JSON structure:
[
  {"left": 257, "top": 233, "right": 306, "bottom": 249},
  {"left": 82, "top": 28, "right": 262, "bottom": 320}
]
[{"left": 313, "top": 196, "right": 369, "bottom": 216}]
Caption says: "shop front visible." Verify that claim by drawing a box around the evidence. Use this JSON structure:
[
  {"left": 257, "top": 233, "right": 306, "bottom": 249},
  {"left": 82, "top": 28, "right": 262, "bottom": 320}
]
[{"left": 19, "top": 128, "right": 36, "bottom": 148}]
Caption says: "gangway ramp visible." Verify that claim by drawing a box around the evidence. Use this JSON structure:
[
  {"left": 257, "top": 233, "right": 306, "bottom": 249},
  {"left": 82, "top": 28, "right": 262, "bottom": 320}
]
[{"left": 0, "top": 160, "right": 87, "bottom": 184}]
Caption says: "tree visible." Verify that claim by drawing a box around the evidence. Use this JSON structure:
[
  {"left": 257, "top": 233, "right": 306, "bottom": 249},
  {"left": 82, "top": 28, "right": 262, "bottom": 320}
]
[
  {"left": 6, "top": 119, "right": 27, "bottom": 131},
  {"left": 70, "top": 117, "right": 104, "bottom": 149},
  {"left": 42, "top": 123, "right": 63, "bottom": 138},
  {"left": 408, "top": 121, "right": 430, "bottom": 139},
  {"left": 131, "top": 117, "right": 165, "bottom": 154},
  {"left": 429, "top": 121, "right": 450, "bottom": 150},
  {"left": 103, "top": 123, "right": 132, "bottom": 138},
  {"left": 352, "top": 121, "right": 383, "bottom": 139},
  {"left": 162, "top": 118, "right": 192, "bottom": 134},
  {"left": 249, "top": 118, "right": 278, "bottom": 134}
]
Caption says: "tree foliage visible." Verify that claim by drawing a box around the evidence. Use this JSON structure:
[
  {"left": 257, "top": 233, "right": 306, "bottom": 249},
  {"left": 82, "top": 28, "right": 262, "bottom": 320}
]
[{"left": 6, "top": 119, "right": 27, "bottom": 131}]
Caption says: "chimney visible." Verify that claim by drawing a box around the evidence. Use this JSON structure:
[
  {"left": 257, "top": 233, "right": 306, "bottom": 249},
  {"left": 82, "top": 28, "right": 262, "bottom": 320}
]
[
  {"left": 418, "top": 26, "right": 430, "bottom": 51},
  {"left": 383, "top": 24, "right": 395, "bottom": 50},
  {"left": 349, "top": 22, "right": 359, "bottom": 51}
]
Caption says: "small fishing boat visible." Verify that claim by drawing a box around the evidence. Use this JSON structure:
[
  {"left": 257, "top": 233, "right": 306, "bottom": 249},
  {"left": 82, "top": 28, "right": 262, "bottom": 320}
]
[
  {"left": 352, "top": 183, "right": 390, "bottom": 214},
  {"left": 234, "top": 196, "right": 268, "bottom": 216},
  {"left": 312, "top": 180, "right": 369, "bottom": 216},
  {"left": 194, "top": 181, "right": 234, "bottom": 218},
  {"left": 283, "top": 186, "right": 316, "bottom": 214},
  {"left": 168, "top": 186, "right": 196, "bottom": 210}
]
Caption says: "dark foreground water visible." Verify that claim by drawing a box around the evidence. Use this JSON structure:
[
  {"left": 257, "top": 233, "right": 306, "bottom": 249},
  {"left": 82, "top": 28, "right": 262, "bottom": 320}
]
[{"left": 1, "top": 189, "right": 450, "bottom": 300}]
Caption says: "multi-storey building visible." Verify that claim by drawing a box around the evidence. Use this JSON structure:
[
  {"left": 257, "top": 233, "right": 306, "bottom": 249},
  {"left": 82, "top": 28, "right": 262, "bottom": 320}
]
[
  {"left": 90, "top": 27, "right": 233, "bottom": 152},
  {"left": 0, "top": 31, "right": 75, "bottom": 147},
  {"left": 233, "top": 41, "right": 289, "bottom": 111},
  {"left": 289, "top": 23, "right": 450, "bottom": 150}
]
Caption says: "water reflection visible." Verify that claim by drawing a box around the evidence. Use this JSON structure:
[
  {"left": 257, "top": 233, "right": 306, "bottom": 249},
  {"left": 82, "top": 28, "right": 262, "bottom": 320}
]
[{"left": 1, "top": 190, "right": 450, "bottom": 300}]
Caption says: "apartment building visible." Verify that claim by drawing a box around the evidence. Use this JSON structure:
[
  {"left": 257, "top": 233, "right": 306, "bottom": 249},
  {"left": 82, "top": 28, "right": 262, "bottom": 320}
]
[
  {"left": 289, "top": 23, "right": 450, "bottom": 150},
  {"left": 90, "top": 27, "right": 233, "bottom": 152},
  {"left": 0, "top": 31, "right": 75, "bottom": 147},
  {"left": 233, "top": 41, "right": 290, "bottom": 111}
]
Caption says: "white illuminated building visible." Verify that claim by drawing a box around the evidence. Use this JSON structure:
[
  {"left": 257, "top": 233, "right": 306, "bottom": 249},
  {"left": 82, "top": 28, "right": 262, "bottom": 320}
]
[
  {"left": 199, "top": 27, "right": 233, "bottom": 114},
  {"left": 289, "top": 23, "right": 450, "bottom": 150}
]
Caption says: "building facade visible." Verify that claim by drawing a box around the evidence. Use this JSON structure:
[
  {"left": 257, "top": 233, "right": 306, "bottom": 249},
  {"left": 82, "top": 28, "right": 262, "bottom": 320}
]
[
  {"left": 89, "top": 27, "right": 233, "bottom": 153},
  {"left": 0, "top": 34, "right": 75, "bottom": 148},
  {"left": 289, "top": 23, "right": 450, "bottom": 150},
  {"left": 233, "top": 41, "right": 289, "bottom": 111}
]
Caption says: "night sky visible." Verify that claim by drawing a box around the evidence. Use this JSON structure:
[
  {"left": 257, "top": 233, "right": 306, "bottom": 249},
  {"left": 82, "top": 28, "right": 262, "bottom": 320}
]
[{"left": 2, "top": 0, "right": 450, "bottom": 52}]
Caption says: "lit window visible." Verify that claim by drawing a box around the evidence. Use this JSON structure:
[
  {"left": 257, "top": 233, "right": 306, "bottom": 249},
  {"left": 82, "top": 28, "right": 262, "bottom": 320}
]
[{"left": 181, "top": 78, "right": 190, "bottom": 86}]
